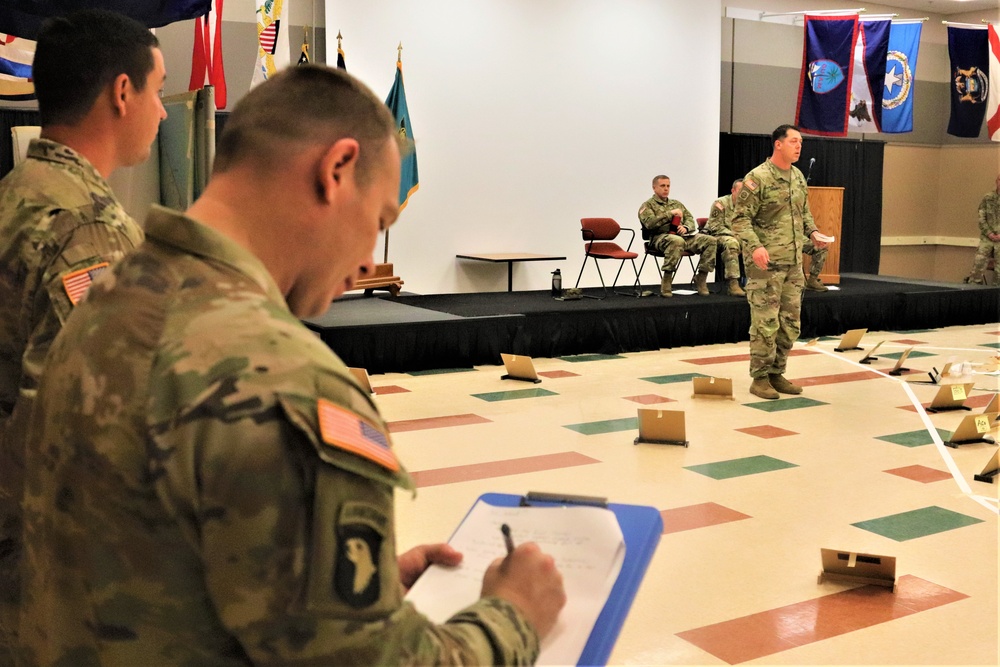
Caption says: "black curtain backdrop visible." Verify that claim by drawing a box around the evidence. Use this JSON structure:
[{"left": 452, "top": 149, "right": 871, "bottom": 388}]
[{"left": 718, "top": 132, "right": 884, "bottom": 274}]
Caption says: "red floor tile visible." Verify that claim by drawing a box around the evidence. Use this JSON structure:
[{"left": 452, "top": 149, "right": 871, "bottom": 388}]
[
  {"left": 790, "top": 370, "right": 882, "bottom": 386},
  {"left": 682, "top": 349, "right": 818, "bottom": 365},
  {"left": 891, "top": 338, "right": 928, "bottom": 345},
  {"left": 884, "top": 465, "right": 953, "bottom": 483},
  {"left": 537, "top": 370, "right": 580, "bottom": 379},
  {"left": 897, "top": 391, "right": 996, "bottom": 412},
  {"left": 409, "top": 451, "right": 600, "bottom": 488},
  {"left": 623, "top": 394, "right": 676, "bottom": 405},
  {"left": 677, "top": 575, "right": 967, "bottom": 664},
  {"left": 660, "top": 502, "right": 751, "bottom": 534},
  {"left": 373, "top": 385, "right": 410, "bottom": 395},
  {"left": 388, "top": 413, "right": 492, "bottom": 433},
  {"left": 735, "top": 425, "right": 799, "bottom": 439}
]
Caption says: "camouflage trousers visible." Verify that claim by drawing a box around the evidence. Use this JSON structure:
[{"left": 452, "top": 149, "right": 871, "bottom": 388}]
[
  {"left": 650, "top": 233, "right": 717, "bottom": 274},
  {"left": 965, "top": 239, "right": 1000, "bottom": 285},
  {"left": 745, "top": 264, "right": 804, "bottom": 379},
  {"left": 803, "top": 240, "right": 828, "bottom": 279},
  {"left": 714, "top": 235, "right": 742, "bottom": 279}
]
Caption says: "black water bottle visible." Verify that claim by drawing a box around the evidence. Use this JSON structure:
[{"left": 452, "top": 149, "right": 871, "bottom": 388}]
[{"left": 551, "top": 268, "right": 562, "bottom": 297}]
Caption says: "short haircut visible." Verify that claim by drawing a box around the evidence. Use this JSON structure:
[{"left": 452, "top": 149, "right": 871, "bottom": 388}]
[
  {"left": 652, "top": 175, "right": 670, "bottom": 186},
  {"left": 771, "top": 124, "right": 800, "bottom": 144},
  {"left": 214, "top": 66, "right": 396, "bottom": 186},
  {"left": 731, "top": 178, "right": 744, "bottom": 189},
  {"left": 33, "top": 9, "right": 159, "bottom": 127}
]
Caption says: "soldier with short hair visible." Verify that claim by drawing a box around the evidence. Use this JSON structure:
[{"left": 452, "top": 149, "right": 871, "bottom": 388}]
[
  {"left": 732, "top": 124, "right": 829, "bottom": 400},
  {"left": 963, "top": 174, "right": 1000, "bottom": 286},
  {"left": 639, "top": 175, "right": 717, "bottom": 297},
  {"left": 18, "top": 65, "right": 565, "bottom": 665},
  {"left": 705, "top": 178, "right": 746, "bottom": 296},
  {"left": 0, "top": 9, "right": 167, "bottom": 659}
]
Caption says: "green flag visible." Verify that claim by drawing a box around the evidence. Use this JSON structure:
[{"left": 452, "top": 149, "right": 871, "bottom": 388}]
[{"left": 385, "top": 58, "right": 418, "bottom": 210}]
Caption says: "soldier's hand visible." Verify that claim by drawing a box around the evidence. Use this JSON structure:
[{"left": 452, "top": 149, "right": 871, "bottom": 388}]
[
  {"left": 481, "top": 542, "right": 566, "bottom": 639},
  {"left": 809, "top": 231, "right": 829, "bottom": 249},
  {"left": 676, "top": 225, "right": 687, "bottom": 235},
  {"left": 670, "top": 208, "right": 683, "bottom": 217},
  {"left": 752, "top": 246, "right": 770, "bottom": 270},
  {"left": 398, "top": 543, "right": 463, "bottom": 591}
]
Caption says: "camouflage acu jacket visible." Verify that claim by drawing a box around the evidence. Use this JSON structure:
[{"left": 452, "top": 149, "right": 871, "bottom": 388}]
[
  {"left": 732, "top": 158, "right": 818, "bottom": 267},
  {"left": 979, "top": 191, "right": 1000, "bottom": 238},
  {"left": 705, "top": 194, "right": 736, "bottom": 237},
  {"left": 19, "top": 206, "right": 539, "bottom": 666},
  {"left": 638, "top": 196, "right": 695, "bottom": 235}
]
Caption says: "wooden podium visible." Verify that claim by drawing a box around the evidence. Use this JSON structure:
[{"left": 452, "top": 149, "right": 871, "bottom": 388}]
[{"left": 805, "top": 186, "right": 843, "bottom": 285}]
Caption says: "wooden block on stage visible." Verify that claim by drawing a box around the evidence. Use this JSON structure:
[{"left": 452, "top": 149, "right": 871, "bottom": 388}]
[
  {"left": 692, "top": 376, "right": 734, "bottom": 399},
  {"left": 818, "top": 548, "right": 896, "bottom": 591},
  {"left": 351, "top": 262, "right": 404, "bottom": 296}
]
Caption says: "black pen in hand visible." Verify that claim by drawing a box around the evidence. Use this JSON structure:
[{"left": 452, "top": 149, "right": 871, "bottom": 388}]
[{"left": 500, "top": 523, "right": 515, "bottom": 555}]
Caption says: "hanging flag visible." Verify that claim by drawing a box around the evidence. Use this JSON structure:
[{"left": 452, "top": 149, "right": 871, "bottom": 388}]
[
  {"left": 987, "top": 25, "right": 999, "bottom": 142},
  {"left": 796, "top": 14, "right": 859, "bottom": 137},
  {"left": 297, "top": 29, "right": 309, "bottom": 65},
  {"left": 0, "top": 33, "right": 34, "bottom": 100},
  {"left": 881, "top": 22, "right": 922, "bottom": 134},
  {"left": 848, "top": 19, "right": 890, "bottom": 133},
  {"left": 188, "top": 0, "right": 226, "bottom": 109},
  {"left": 385, "top": 52, "right": 418, "bottom": 211},
  {"left": 251, "top": 0, "right": 289, "bottom": 89},
  {"left": 0, "top": 1, "right": 212, "bottom": 40},
  {"left": 947, "top": 26, "right": 990, "bottom": 138}
]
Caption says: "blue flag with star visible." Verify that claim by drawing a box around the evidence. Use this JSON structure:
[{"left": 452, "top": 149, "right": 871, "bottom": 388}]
[
  {"left": 881, "top": 22, "right": 922, "bottom": 134},
  {"left": 385, "top": 59, "right": 418, "bottom": 211}
]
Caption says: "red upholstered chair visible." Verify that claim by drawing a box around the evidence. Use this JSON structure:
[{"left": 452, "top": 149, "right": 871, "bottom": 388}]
[{"left": 574, "top": 217, "right": 640, "bottom": 298}]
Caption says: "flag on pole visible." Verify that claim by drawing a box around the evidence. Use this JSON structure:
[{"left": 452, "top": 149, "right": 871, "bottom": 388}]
[
  {"left": 336, "top": 31, "right": 346, "bottom": 70},
  {"left": 947, "top": 26, "right": 990, "bottom": 138},
  {"left": 0, "top": 32, "right": 34, "bottom": 101},
  {"left": 987, "top": 25, "right": 999, "bottom": 142},
  {"left": 297, "top": 28, "right": 309, "bottom": 65},
  {"left": 0, "top": 1, "right": 212, "bottom": 39},
  {"left": 881, "top": 22, "right": 922, "bottom": 134},
  {"left": 251, "top": 0, "right": 289, "bottom": 88},
  {"left": 188, "top": 0, "right": 227, "bottom": 109},
  {"left": 385, "top": 49, "right": 418, "bottom": 211},
  {"left": 847, "top": 19, "right": 890, "bottom": 133},
  {"left": 796, "top": 14, "right": 859, "bottom": 137}
]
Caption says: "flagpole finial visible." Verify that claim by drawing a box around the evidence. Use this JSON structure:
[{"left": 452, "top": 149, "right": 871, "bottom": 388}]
[
  {"left": 337, "top": 30, "right": 343, "bottom": 48},
  {"left": 397, "top": 42, "right": 403, "bottom": 63}
]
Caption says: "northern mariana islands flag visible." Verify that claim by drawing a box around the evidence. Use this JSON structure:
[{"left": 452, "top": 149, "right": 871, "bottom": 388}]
[{"left": 882, "top": 22, "right": 922, "bottom": 134}]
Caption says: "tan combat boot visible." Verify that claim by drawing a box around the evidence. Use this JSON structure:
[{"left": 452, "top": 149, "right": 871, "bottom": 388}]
[
  {"left": 749, "top": 377, "right": 779, "bottom": 399},
  {"left": 727, "top": 278, "right": 745, "bottom": 297},
  {"left": 768, "top": 374, "right": 803, "bottom": 394},
  {"left": 660, "top": 272, "right": 673, "bottom": 297},
  {"left": 694, "top": 271, "right": 710, "bottom": 296},
  {"left": 804, "top": 276, "right": 828, "bottom": 292}
]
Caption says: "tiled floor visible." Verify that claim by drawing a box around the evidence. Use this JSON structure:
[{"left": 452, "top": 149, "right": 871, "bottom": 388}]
[{"left": 371, "top": 324, "right": 998, "bottom": 665}]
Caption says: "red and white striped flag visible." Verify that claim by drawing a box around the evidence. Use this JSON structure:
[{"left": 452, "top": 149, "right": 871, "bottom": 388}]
[
  {"left": 251, "top": 0, "right": 289, "bottom": 89},
  {"left": 61, "top": 262, "right": 109, "bottom": 306},
  {"left": 987, "top": 25, "right": 999, "bottom": 142},
  {"left": 188, "top": 0, "right": 227, "bottom": 109}
]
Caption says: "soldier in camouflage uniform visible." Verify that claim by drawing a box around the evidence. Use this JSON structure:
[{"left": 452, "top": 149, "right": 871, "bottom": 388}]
[
  {"left": 638, "top": 175, "right": 717, "bottom": 297},
  {"left": 963, "top": 174, "right": 1000, "bottom": 285},
  {"left": 705, "top": 179, "right": 746, "bottom": 296},
  {"left": 18, "top": 66, "right": 565, "bottom": 665},
  {"left": 0, "top": 11, "right": 166, "bottom": 661},
  {"left": 732, "top": 125, "right": 829, "bottom": 400}
]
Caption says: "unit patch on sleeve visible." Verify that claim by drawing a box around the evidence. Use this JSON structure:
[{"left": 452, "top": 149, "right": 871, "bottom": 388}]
[
  {"left": 61, "top": 262, "right": 109, "bottom": 306},
  {"left": 317, "top": 398, "right": 399, "bottom": 472}
]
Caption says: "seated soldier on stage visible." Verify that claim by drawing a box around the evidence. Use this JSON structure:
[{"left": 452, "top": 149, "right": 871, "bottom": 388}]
[
  {"left": 638, "top": 175, "right": 716, "bottom": 297},
  {"left": 705, "top": 179, "right": 747, "bottom": 296},
  {"left": 802, "top": 239, "right": 829, "bottom": 291}
]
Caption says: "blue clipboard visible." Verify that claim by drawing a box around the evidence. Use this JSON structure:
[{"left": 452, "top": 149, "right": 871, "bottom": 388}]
[{"left": 476, "top": 492, "right": 663, "bottom": 666}]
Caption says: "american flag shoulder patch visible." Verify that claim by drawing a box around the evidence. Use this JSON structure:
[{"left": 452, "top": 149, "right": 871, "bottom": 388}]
[
  {"left": 61, "top": 262, "right": 109, "bottom": 306},
  {"left": 744, "top": 178, "right": 758, "bottom": 191},
  {"left": 317, "top": 398, "right": 399, "bottom": 472}
]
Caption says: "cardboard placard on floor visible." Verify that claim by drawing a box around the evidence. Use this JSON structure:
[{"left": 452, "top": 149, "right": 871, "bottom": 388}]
[
  {"left": 818, "top": 548, "right": 896, "bottom": 590},
  {"left": 834, "top": 328, "right": 867, "bottom": 352},
  {"left": 634, "top": 408, "right": 687, "bottom": 447},
  {"left": 945, "top": 412, "right": 998, "bottom": 447},
  {"left": 692, "top": 376, "right": 734, "bottom": 399},
  {"left": 348, "top": 367, "right": 374, "bottom": 395},
  {"left": 500, "top": 353, "right": 541, "bottom": 383},
  {"left": 888, "top": 347, "right": 914, "bottom": 376},
  {"left": 974, "top": 449, "right": 1000, "bottom": 483},
  {"left": 858, "top": 340, "right": 884, "bottom": 365},
  {"left": 928, "top": 382, "right": 975, "bottom": 413}
]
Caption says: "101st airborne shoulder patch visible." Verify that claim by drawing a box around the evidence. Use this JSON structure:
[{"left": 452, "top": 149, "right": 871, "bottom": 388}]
[
  {"left": 317, "top": 398, "right": 400, "bottom": 472},
  {"left": 334, "top": 502, "right": 388, "bottom": 608},
  {"left": 62, "top": 262, "right": 109, "bottom": 306}
]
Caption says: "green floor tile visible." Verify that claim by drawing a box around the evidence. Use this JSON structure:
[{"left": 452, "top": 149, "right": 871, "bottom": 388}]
[
  {"left": 744, "top": 397, "right": 828, "bottom": 412},
  {"left": 852, "top": 506, "right": 984, "bottom": 542},
  {"left": 563, "top": 416, "right": 638, "bottom": 435},
  {"left": 876, "top": 428, "right": 953, "bottom": 448},
  {"left": 559, "top": 353, "right": 626, "bottom": 363},
  {"left": 407, "top": 367, "right": 477, "bottom": 376},
  {"left": 472, "top": 388, "right": 557, "bottom": 402},
  {"left": 891, "top": 329, "right": 934, "bottom": 334},
  {"left": 640, "top": 372, "right": 709, "bottom": 385},
  {"left": 880, "top": 350, "right": 936, "bottom": 360},
  {"left": 979, "top": 342, "right": 1000, "bottom": 349},
  {"left": 818, "top": 335, "right": 840, "bottom": 342},
  {"left": 685, "top": 455, "right": 798, "bottom": 480}
]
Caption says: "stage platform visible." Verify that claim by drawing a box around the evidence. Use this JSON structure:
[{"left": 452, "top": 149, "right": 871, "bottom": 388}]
[{"left": 304, "top": 274, "right": 1000, "bottom": 374}]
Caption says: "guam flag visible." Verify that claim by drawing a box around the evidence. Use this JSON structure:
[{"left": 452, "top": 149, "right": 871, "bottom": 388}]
[
  {"left": 847, "top": 19, "right": 890, "bottom": 133},
  {"left": 796, "top": 15, "right": 859, "bottom": 137},
  {"left": 947, "top": 26, "right": 990, "bottom": 138},
  {"left": 882, "top": 22, "right": 922, "bottom": 134},
  {"left": 385, "top": 58, "right": 418, "bottom": 211}
]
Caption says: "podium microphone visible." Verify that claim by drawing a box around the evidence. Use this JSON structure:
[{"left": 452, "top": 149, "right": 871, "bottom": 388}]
[{"left": 806, "top": 157, "right": 816, "bottom": 183}]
